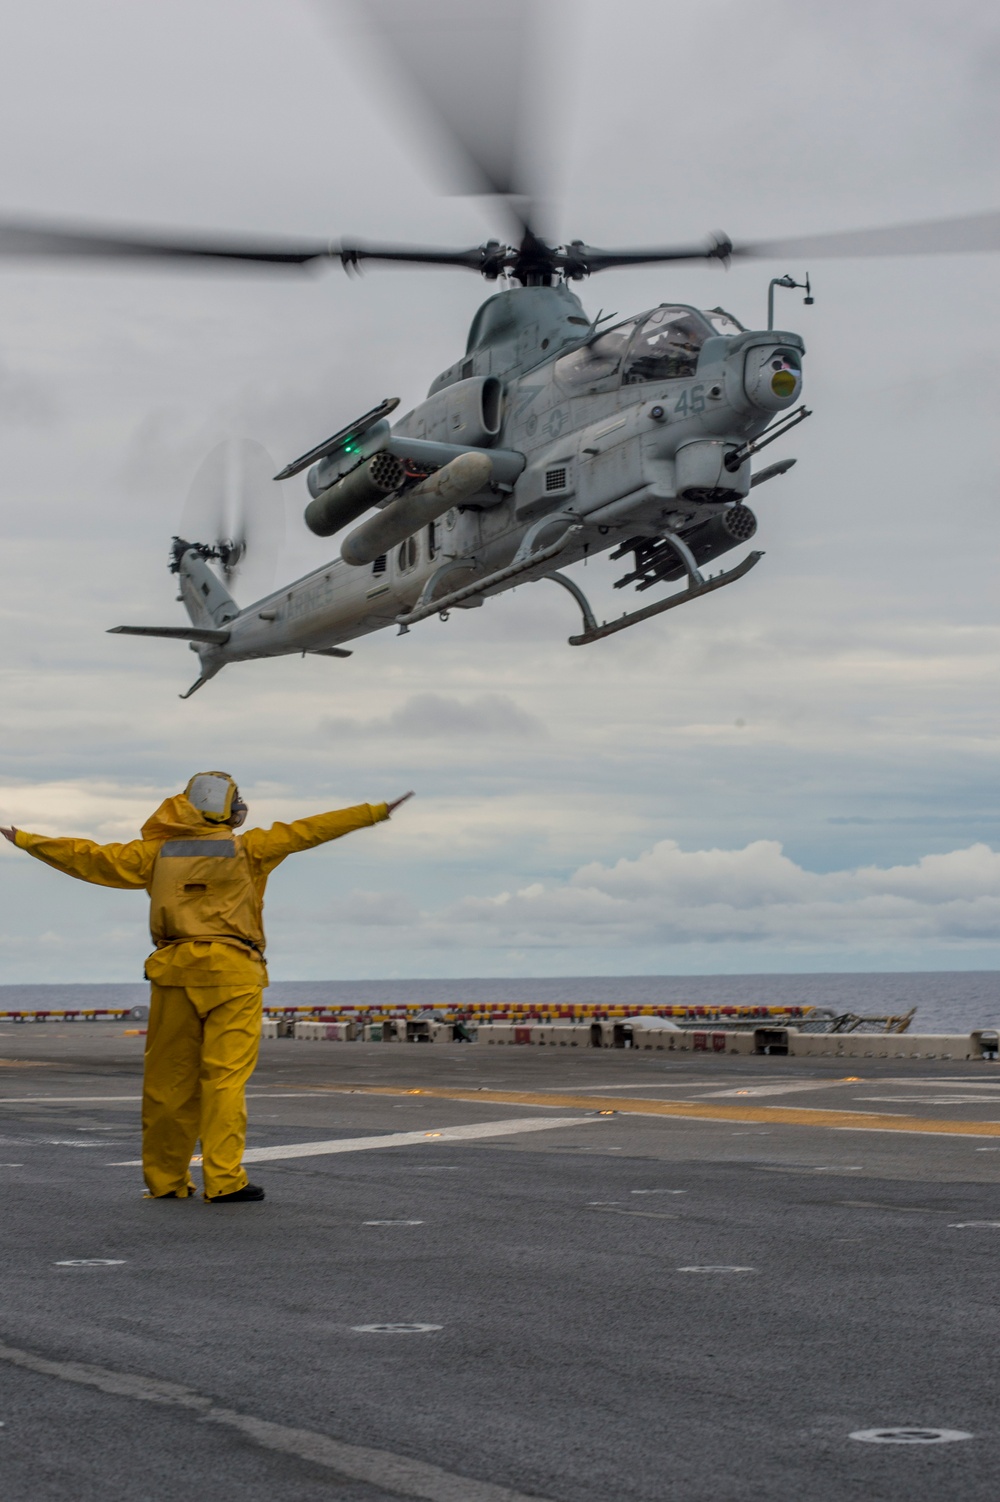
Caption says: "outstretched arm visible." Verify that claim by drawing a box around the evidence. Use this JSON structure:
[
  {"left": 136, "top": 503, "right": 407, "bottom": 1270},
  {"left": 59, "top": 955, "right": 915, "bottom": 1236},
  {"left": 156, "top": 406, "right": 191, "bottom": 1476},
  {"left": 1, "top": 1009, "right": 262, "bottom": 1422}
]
[
  {"left": 2, "top": 825, "right": 154, "bottom": 889},
  {"left": 241, "top": 793, "right": 414, "bottom": 878}
]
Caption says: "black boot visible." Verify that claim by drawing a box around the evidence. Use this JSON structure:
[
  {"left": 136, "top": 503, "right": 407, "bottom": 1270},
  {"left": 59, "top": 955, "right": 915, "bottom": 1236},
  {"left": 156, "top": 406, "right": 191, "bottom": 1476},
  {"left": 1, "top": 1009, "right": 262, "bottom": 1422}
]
[{"left": 206, "top": 1183, "right": 265, "bottom": 1203}]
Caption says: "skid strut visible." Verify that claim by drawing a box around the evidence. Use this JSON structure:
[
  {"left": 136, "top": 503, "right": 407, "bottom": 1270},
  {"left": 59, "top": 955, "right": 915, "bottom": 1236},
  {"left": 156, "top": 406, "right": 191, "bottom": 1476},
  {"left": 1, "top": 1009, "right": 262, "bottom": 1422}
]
[
  {"left": 564, "top": 532, "right": 764, "bottom": 646},
  {"left": 396, "top": 513, "right": 581, "bottom": 630}
]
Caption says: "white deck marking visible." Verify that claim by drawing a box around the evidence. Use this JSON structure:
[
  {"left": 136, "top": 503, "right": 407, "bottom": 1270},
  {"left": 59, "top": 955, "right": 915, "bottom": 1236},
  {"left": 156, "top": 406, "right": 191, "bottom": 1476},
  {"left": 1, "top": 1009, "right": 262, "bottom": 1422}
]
[
  {"left": 562, "top": 1081, "right": 746, "bottom": 1091},
  {"left": 854, "top": 1095, "right": 1000, "bottom": 1106},
  {"left": 110, "top": 1115, "right": 601, "bottom": 1166},
  {"left": 0, "top": 1339, "right": 555, "bottom": 1501},
  {"left": 677, "top": 1265, "right": 757, "bottom": 1274},
  {"left": 834, "top": 1126, "right": 1000, "bottom": 1138},
  {"left": 0, "top": 1092, "right": 328, "bottom": 1105},
  {"left": 850, "top": 1427, "right": 972, "bottom": 1445},
  {"left": 701, "top": 1082, "right": 850, "bottom": 1099},
  {"left": 0, "top": 1096, "right": 142, "bottom": 1105},
  {"left": 566, "top": 1078, "right": 857, "bottom": 1095},
  {"left": 860, "top": 1079, "right": 1000, "bottom": 1089},
  {"left": 54, "top": 1259, "right": 125, "bottom": 1267},
  {"left": 352, "top": 1323, "right": 441, "bottom": 1334}
]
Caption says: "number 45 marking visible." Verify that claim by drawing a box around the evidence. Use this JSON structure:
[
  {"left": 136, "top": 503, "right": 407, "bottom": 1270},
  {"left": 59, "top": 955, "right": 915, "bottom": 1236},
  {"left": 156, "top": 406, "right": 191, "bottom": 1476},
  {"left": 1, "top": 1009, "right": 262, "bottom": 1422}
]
[{"left": 673, "top": 384, "right": 706, "bottom": 417}]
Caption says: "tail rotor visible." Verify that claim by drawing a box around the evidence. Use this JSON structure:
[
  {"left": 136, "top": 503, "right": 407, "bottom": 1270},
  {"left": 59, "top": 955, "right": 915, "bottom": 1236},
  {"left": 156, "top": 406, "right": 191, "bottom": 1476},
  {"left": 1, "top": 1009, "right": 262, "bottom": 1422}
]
[{"left": 175, "top": 438, "right": 285, "bottom": 601}]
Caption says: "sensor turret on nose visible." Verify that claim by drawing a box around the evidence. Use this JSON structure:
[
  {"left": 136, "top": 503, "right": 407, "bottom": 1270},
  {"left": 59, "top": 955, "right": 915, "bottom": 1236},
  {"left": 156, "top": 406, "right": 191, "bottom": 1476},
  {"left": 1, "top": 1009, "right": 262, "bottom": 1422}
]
[{"left": 744, "top": 345, "right": 804, "bottom": 410}]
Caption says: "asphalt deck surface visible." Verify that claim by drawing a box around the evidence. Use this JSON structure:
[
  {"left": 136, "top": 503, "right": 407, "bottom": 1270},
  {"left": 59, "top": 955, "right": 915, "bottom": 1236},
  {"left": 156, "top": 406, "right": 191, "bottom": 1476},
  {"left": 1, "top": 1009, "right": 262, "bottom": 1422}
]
[{"left": 2, "top": 1027, "right": 1000, "bottom": 1502}]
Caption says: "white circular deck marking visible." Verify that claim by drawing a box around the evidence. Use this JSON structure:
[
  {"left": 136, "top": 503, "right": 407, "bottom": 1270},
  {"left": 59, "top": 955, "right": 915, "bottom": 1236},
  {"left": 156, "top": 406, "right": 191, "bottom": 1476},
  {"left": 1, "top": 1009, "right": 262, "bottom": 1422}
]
[
  {"left": 948, "top": 1221, "right": 1000, "bottom": 1229},
  {"left": 363, "top": 1220, "right": 424, "bottom": 1226},
  {"left": 676, "top": 1265, "right": 757, "bottom": 1274},
  {"left": 351, "top": 1323, "right": 442, "bottom": 1334},
  {"left": 54, "top": 1258, "right": 126, "bottom": 1267},
  {"left": 850, "top": 1428, "right": 972, "bottom": 1445}
]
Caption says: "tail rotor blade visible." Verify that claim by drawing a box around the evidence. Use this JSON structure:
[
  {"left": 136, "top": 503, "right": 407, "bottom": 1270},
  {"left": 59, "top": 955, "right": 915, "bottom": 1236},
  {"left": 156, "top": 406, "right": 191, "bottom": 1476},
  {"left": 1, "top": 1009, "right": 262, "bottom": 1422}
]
[
  {"left": 230, "top": 440, "right": 286, "bottom": 601},
  {"left": 179, "top": 439, "right": 284, "bottom": 601},
  {"left": 179, "top": 443, "right": 228, "bottom": 553}
]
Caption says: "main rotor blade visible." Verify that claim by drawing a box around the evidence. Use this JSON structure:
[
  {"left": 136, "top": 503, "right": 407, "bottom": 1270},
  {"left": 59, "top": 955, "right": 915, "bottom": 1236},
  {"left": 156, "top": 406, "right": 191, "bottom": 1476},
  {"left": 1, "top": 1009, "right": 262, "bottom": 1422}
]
[
  {"left": 560, "top": 237, "right": 734, "bottom": 274},
  {"left": 339, "top": 0, "right": 544, "bottom": 232},
  {"left": 0, "top": 217, "right": 331, "bottom": 266},
  {"left": 734, "top": 210, "right": 1000, "bottom": 261},
  {"left": 338, "top": 240, "right": 502, "bottom": 273}
]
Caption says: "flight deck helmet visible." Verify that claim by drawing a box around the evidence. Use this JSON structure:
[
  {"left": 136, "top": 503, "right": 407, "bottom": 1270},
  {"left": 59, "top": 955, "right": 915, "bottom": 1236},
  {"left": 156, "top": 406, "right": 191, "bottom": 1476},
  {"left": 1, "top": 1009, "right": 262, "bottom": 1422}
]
[{"left": 184, "top": 771, "right": 247, "bottom": 827}]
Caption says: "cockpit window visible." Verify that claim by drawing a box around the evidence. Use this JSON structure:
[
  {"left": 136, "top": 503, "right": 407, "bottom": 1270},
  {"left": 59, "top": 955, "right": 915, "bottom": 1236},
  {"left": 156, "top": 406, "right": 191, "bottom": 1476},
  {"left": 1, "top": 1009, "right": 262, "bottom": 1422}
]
[
  {"left": 705, "top": 307, "right": 745, "bottom": 336},
  {"left": 622, "top": 307, "right": 715, "bottom": 384},
  {"left": 555, "top": 319, "right": 639, "bottom": 389}
]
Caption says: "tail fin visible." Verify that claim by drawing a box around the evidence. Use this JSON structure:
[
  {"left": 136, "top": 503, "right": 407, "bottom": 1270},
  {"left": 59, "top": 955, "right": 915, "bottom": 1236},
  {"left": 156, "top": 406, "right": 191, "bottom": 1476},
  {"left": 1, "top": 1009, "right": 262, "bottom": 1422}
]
[{"left": 108, "top": 541, "right": 238, "bottom": 698}]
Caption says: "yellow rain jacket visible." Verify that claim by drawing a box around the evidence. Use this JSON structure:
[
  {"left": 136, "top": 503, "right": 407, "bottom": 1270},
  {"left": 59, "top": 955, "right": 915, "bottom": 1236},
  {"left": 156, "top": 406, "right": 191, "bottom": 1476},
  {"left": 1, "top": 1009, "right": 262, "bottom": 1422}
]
[{"left": 15, "top": 794, "right": 389, "bottom": 983}]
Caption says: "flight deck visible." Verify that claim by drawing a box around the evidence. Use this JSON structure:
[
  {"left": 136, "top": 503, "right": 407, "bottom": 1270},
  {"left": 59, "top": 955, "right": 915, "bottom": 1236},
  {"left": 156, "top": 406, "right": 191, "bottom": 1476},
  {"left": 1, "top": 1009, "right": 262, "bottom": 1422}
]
[{"left": 2, "top": 1026, "right": 999, "bottom": 1501}]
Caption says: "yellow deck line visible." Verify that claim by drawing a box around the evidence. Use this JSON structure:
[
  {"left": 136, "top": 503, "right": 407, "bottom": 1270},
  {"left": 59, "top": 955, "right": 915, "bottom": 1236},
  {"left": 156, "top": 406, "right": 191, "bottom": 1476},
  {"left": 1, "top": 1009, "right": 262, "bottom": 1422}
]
[{"left": 306, "top": 1083, "right": 1000, "bottom": 1138}]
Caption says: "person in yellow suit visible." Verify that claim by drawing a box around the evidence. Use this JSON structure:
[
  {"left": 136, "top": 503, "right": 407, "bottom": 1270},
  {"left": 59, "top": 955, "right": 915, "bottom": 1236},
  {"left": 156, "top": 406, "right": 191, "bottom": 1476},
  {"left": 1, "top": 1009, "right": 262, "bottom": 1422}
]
[{"left": 1, "top": 773, "right": 412, "bottom": 1204}]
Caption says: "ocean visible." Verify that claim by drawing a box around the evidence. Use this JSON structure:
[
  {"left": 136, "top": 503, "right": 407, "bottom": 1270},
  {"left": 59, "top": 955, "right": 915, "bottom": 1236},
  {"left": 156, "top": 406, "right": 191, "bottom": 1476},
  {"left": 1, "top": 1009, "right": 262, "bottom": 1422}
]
[{"left": 1, "top": 973, "right": 998, "bottom": 1031}]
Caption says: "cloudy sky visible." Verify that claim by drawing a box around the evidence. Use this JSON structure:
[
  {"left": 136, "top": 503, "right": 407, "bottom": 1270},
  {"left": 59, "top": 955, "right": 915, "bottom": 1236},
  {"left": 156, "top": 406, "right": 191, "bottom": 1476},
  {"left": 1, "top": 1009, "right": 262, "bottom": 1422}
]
[{"left": 0, "top": 0, "right": 997, "bottom": 983}]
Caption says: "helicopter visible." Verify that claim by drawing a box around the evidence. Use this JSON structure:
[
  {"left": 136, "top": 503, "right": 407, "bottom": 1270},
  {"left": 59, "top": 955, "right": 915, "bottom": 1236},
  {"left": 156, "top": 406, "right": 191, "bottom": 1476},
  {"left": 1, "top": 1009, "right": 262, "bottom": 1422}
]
[
  {"left": 109, "top": 271, "right": 812, "bottom": 697},
  {"left": 0, "top": 2, "right": 996, "bottom": 697},
  {"left": 99, "top": 203, "right": 995, "bottom": 698}
]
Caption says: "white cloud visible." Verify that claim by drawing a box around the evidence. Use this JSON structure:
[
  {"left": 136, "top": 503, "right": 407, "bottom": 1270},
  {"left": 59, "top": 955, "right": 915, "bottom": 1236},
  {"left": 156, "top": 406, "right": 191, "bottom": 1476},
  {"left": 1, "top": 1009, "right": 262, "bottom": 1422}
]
[
  {"left": 339, "top": 889, "right": 420, "bottom": 927},
  {"left": 323, "top": 692, "right": 545, "bottom": 741},
  {"left": 416, "top": 839, "right": 1000, "bottom": 952},
  {"left": 0, "top": 780, "right": 167, "bottom": 842}
]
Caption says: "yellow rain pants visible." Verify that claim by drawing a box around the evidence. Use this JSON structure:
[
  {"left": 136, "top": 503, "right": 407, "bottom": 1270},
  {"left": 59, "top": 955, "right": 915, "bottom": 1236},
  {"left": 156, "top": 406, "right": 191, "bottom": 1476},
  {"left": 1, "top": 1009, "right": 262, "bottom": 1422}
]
[{"left": 143, "top": 984, "right": 263, "bottom": 1199}]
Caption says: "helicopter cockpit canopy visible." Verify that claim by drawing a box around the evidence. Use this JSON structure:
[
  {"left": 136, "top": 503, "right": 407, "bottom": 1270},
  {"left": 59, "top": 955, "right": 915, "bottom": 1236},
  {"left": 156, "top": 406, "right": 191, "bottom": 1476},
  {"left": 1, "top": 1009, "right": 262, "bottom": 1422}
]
[
  {"left": 554, "top": 318, "right": 640, "bottom": 388},
  {"left": 622, "top": 307, "right": 717, "bottom": 383},
  {"left": 555, "top": 304, "right": 745, "bottom": 391},
  {"left": 704, "top": 308, "right": 746, "bottom": 336}
]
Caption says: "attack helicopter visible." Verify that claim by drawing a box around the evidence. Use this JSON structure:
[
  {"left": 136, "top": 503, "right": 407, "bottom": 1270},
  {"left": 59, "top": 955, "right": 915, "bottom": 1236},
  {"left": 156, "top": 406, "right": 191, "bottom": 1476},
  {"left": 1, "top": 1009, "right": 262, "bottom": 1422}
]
[
  {"left": 112, "top": 266, "right": 812, "bottom": 697},
  {"left": 101, "top": 204, "right": 995, "bottom": 698},
  {"left": 1, "top": 1, "right": 997, "bottom": 697}
]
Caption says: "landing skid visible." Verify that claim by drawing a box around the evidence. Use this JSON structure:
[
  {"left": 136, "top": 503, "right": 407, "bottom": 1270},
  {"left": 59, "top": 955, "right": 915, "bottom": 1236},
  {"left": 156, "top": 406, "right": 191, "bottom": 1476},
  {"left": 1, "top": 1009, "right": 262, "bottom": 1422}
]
[
  {"left": 551, "top": 533, "right": 765, "bottom": 646},
  {"left": 394, "top": 521, "right": 761, "bottom": 645}
]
